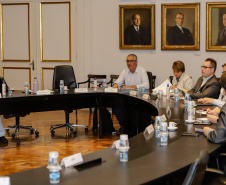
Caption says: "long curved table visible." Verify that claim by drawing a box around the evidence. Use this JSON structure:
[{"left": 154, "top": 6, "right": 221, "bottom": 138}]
[{"left": 2, "top": 89, "right": 223, "bottom": 184}]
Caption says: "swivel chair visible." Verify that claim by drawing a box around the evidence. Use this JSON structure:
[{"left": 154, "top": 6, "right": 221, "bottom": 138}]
[
  {"left": 2, "top": 77, "right": 39, "bottom": 137},
  {"left": 50, "top": 65, "right": 88, "bottom": 135},
  {"left": 146, "top": 71, "right": 153, "bottom": 90},
  {"left": 182, "top": 150, "right": 224, "bottom": 185}
]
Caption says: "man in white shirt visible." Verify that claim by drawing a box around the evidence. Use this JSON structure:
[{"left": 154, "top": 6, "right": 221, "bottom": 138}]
[
  {"left": 0, "top": 117, "right": 7, "bottom": 143},
  {"left": 183, "top": 58, "right": 221, "bottom": 99},
  {"left": 113, "top": 54, "right": 149, "bottom": 89}
]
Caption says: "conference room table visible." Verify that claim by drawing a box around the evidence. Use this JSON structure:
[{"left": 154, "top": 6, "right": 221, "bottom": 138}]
[{"left": 2, "top": 89, "right": 224, "bottom": 185}]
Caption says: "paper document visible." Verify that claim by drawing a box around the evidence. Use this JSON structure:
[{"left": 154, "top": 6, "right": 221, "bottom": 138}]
[{"left": 153, "top": 79, "right": 172, "bottom": 94}]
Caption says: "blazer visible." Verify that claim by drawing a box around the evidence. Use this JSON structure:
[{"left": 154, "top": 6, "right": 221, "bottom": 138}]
[
  {"left": 188, "top": 75, "right": 221, "bottom": 99},
  {"left": 124, "top": 25, "right": 150, "bottom": 45},
  {"left": 167, "top": 25, "right": 194, "bottom": 45},
  {"left": 216, "top": 28, "right": 226, "bottom": 46}
]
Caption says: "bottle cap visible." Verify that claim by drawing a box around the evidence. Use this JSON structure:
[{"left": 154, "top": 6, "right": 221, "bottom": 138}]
[
  {"left": 189, "top": 97, "right": 192, "bottom": 101},
  {"left": 94, "top": 77, "right": 96, "bottom": 80},
  {"left": 167, "top": 83, "right": 169, "bottom": 87}
]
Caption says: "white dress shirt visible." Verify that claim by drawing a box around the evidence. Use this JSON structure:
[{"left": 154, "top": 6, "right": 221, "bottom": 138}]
[
  {"left": 114, "top": 65, "right": 149, "bottom": 89},
  {"left": 213, "top": 88, "right": 226, "bottom": 107},
  {"left": 172, "top": 73, "right": 194, "bottom": 91}
]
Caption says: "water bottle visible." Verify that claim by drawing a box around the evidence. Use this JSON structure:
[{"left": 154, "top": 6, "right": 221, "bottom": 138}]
[
  {"left": 94, "top": 77, "right": 97, "bottom": 91},
  {"left": 59, "top": 80, "right": 64, "bottom": 92},
  {"left": 155, "top": 116, "right": 162, "bottom": 137},
  {"left": 24, "top": 82, "right": 29, "bottom": 95},
  {"left": 33, "top": 77, "right": 39, "bottom": 94},
  {"left": 174, "top": 88, "right": 180, "bottom": 102},
  {"left": 166, "top": 83, "right": 170, "bottom": 99},
  {"left": 102, "top": 79, "right": 106, "bottom": 91},
  {"left": 2, "top": 80, "right": 6, "bottom": 96},
  {"left": 187, "top": 97, "right": 194, "bottom": 121}
]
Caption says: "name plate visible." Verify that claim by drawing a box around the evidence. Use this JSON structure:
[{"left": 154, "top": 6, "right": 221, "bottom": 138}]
[
  {"left": 105, "top": 88, "right": 118, "bottom": 92},
  {"left": 144, "top": 124, "right": 154, "bottom": 135},
  {"left": 37, "top": 90, "right": 51, "bottom": 95},
  {"left": 130, "top": 90, "right": 137, "bottom": 96},
  {"left": 142, "top": 94, "right": 150, "bottom": 100},
  {"left": 0, "top": 177, "right": 10, "bottom": 185},
  {"left": 60, "top": 153, "right": 83, "bottom": 167},
  {"left": 74, "top": 88, "right": 88, "bottom": 93},
  {"left": 112, "top": 140, "right": 120, "bottom": 149}
]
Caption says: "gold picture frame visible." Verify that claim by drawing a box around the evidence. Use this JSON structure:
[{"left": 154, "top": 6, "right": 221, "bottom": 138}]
[
  {"left": 119, "top": 5, "right": 155, "bottom": 50},
  {"left": 206, "top": 2, "right": 226, "bottom": 51},
  {"left": 161, "top": 3, "right": 200, "bottom": 50}
]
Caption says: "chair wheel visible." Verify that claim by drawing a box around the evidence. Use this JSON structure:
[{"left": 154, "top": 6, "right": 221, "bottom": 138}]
[
  {"left": 5, "top": 129, "right": 9, "bottom": 132},
  {"left": 73, "top": 131, "right": 77, "bottom": 135},
  {"left": 35, "top": 131, "right": 39, "bottom": 136},
  {"left": 51, "top": 130, "right": 55, "bottom": 134},
  {"left": 12, "top": 133, "right": 15, "bottom": 137},
  {"left": 30, "top": 130, "right": 34, "bottom": 134},
  {"left": 50, "top": 127, "right": 53, "bottom": 130},
  {"left": 85, "top": 128, "right": 88, "bottom": 132}
]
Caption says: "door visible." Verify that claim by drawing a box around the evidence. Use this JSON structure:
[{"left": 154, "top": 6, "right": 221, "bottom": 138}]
[{"left": 0, "top": 0, "right": 77, "bottom": 90}]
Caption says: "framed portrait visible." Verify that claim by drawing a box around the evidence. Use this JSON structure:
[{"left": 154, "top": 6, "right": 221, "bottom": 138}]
[
  {"left": 206, "top": 2, "right": 226, "bottom": 51},
  {"left": 161, "top": 3, "right": 200, "bottom": 50},
  {"left": 119, "top": 5, "right": 155, "bottom": 50}
]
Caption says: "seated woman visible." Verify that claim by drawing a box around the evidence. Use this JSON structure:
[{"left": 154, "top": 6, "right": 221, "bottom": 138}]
[
  {"left": 170, "top": 61, "right": 194, "bottom": 91},
  {"left": 203, "top": 72, "right": 226, "bottom": 143}
]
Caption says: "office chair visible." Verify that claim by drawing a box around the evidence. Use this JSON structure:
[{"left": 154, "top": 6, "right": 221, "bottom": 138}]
[
  {"left": 169, "top": 76, "right": 173, "bottom": 84},
  {"left": 146, "top": 71, "right": 153, "bottom": 90},
  {"left": 1, "top": 77, "right": 39, "bottom": 137},
  {"left": 50, "top": 65, "right": 88, "bottom": 135},
  {"left": 78, "top": 74, "right": 107, "bottom": 113},
  {"left": 182, "top": 150, "right": 224, "bottom": 185},
  {"left": 78, "top": 74, "right": 107, "bottom": 88},
  {"left": 106, "top": 75, "right": 119, "bottom": 87}
]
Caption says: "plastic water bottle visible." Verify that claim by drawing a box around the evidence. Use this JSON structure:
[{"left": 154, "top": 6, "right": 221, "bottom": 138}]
[
  {"left": 33, "top": 77, "right": 39, "bottom": 94},
  {"left": 94, "top": 77, "right": 97, "bottom": 91},
  {"left": 2, "top": 80, "right": 6, "bottom": 96},
  {"left": 174, "top": 88, "right": 180, "bottom": 102},
  {"left": 155, "top": 116, "right": 162, "bottom": 137},
  {"left": 59, "top": 80, "right": 64, "bottom": 92},
  {"left": 24, "top": 82, "right": 29, "bottom": 95},
  {"left": 102, "top": 79, "right": 106, "bottom": 91},
  {"left": 166, "top": 83, "right": 170, "bottom": 99},
  {"left": 187, "top": 97, "right": 194, "bottom": 121}
]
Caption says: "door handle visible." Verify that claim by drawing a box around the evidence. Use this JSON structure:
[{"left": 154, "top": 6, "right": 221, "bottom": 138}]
[{"left": 29, "top": 60, "right": 34, "bottom": 71}]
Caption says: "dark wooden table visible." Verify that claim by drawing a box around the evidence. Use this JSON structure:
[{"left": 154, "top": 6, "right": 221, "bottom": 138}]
[{"left": 1, "top": 90, "right": 222, "bottom": 185}]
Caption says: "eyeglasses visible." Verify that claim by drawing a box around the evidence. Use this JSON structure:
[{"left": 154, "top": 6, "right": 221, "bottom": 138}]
[
  {"left": 201, "top": 66, "right": 213, "bottom": 69},
  {"left": 126, "top": 60, "right": 136, "bottom": 63}
]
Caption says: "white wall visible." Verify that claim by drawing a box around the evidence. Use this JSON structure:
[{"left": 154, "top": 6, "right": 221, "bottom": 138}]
[{"left": 76, "top": 0, "right": 226, "bottom": 87}]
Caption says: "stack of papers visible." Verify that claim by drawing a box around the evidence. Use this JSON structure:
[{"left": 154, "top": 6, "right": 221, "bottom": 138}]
[{"left": 153, "top": 79, "right": 172, "bottom": 94}]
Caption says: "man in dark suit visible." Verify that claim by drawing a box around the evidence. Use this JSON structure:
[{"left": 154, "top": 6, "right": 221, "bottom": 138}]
[
  {"left": 183, "top": 58, "right": 221, "bottom": 99},
  {"left": 167, "top": 13, "right": 194, "bottom": 45},
  {"left": 124, "top": 14, "right": 150, "bottom": 45},
  {"left": 216, "top": 14, "right": 226, "bottom": 46}
]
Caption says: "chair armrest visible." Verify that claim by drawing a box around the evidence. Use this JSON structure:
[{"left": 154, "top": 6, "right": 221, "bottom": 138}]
[
  {"left": 77, "top": 80, "right": 89, "bottom": 88},
  {"left": 206, "top": 168, "right": 224, "bottom": 175}
]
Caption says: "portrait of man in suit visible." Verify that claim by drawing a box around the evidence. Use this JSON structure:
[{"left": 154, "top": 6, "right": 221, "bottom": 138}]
[
  {"left": 124, "top": 14, "right": 150, "bottom": 45},
  {"left": 167, "top": 13, "right": 194, "bottom": 45},
  {"left": 215, "top": 14, "right": 226, "bottom": 46}
]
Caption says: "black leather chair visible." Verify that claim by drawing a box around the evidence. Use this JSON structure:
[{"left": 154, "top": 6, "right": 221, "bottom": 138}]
[
  {"left": 2, "top": 77, "right": 39, "bottom": 137},
  {"left": 182, "top": 150, "right": 224, "bottom": 185},
  {"left": 50, "top": 65, "right": 88, "bottom": 135},
  {"left": 146, "top": 71, "right": 153, "bottom": 90}
]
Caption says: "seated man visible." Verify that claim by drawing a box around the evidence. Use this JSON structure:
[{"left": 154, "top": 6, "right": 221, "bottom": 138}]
[
  {"left": 0, "top": 117, "right": 8, "bottom": 143},
  {"left": 183, "top": 58, "right": 221, "bottom": 99},
  {"left": 203, "top": 72, "right": 226, "bottom": 143},
  {"left": 113, "top": 54, "right": 149, "bottom": 89},
  {"left": 113, "top": 54, "right": 150, "bottom": 137},
  {"left": 170, "top": 60, "right": 193, "bottom": 91},
  {"left": 198, "top": 63, "right": 226, "bottom": 107}
]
